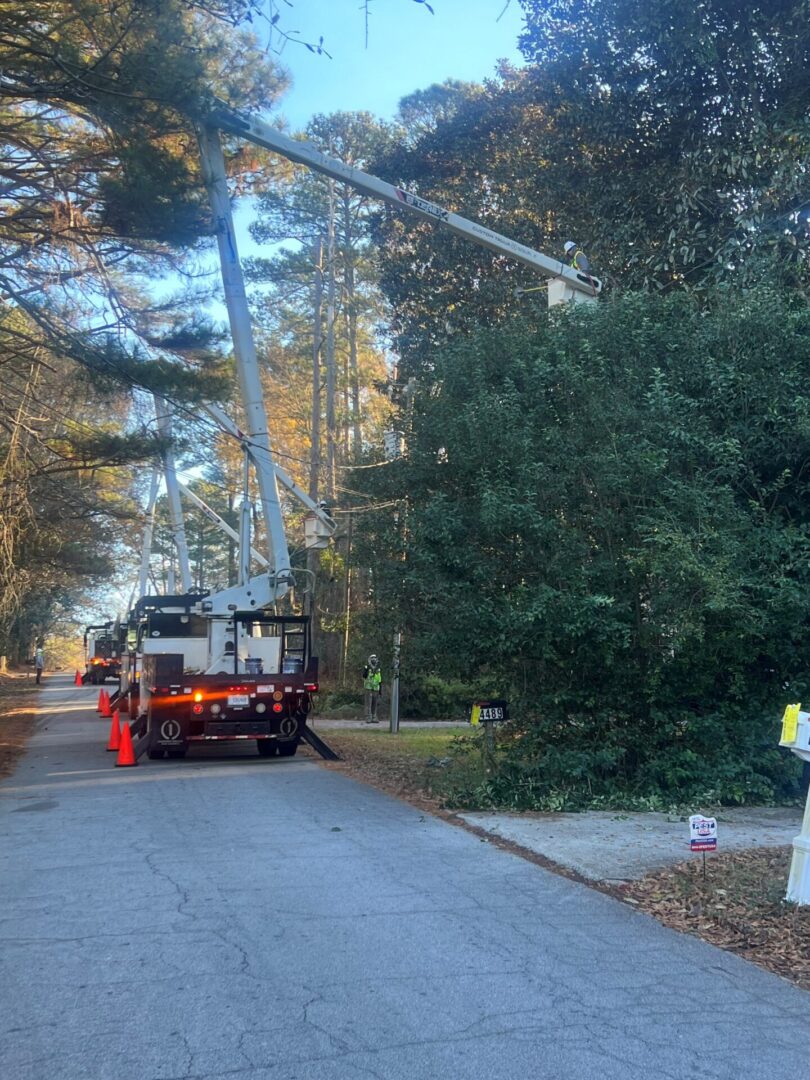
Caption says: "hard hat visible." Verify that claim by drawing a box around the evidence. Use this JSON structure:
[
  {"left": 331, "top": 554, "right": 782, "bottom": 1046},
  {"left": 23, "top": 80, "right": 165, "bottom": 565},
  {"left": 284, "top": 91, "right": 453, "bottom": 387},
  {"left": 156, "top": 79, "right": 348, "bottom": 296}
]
[
  {"left": 368, "top": 654, "right": 378, "bottom": 663},
  {"left": 563, "top": 240, "right": 576, "bottom": 253}
]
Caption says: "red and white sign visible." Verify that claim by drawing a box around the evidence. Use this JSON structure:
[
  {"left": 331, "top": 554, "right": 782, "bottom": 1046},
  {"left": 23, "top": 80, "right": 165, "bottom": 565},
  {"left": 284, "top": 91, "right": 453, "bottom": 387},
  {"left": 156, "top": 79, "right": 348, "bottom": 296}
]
[{"left": 689, "top": 815, "right": 717, "bottom": 852}]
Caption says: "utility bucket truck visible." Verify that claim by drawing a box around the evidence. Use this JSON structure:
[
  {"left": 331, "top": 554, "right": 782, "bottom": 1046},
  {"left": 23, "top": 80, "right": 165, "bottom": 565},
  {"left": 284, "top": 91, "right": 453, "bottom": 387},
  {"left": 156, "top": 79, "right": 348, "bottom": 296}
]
[
  {"left": 96, "top": 98, "right": 584, "bottom": 756},
  {"left": 83, "top": 622, "right": 121, "bottom": 685},
  {"left": 120, "top": 427, "right": 333, "bottom": 761},
  {"left": 118, "top": 122, "right": 340, "bottom": 765},
  {"left": 136, "top": 605, "right": 318, "bottom": 760}
]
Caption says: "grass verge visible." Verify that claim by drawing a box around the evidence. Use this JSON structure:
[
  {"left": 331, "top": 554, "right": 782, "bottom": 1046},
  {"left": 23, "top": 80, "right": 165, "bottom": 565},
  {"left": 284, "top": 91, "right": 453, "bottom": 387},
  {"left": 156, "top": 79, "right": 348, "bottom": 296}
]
[
  {"left": 0, "top": 673, "right": 39, "bottom": 780},
  {"left": 316, "top": 727, "right": 472, "bottom": 810}
]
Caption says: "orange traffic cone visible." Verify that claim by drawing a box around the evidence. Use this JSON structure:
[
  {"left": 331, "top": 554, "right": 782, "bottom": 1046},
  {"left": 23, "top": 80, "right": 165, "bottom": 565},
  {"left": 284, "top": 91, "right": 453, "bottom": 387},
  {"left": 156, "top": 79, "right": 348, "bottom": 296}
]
[
  {"left": 100, "top": 691, "right": 111, "bottom": 719},
  {"left": 97, "top": 689, "right": 105, "bottom": 713},
  {"left": 106, "top": 709, "right": 121, "bottom": 752},
  {"left": 115, "top": 721, "right": 137, "bottom": 767},
  {"left": 74, "top": 670, "right": 82, "bottom": 686}
]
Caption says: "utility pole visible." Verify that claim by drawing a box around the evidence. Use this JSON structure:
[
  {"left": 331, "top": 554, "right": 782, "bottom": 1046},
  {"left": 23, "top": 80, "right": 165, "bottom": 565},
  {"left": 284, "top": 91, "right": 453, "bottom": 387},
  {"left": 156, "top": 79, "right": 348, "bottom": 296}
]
[
  {"left": 389, "top": 631, "right": 401, "bottom": 734},
  {"left": 389, "top": 379, "right": 415, "bottom": 734},
  {"left": 339, "top": 512, "right": 353, "bottom": 687}
]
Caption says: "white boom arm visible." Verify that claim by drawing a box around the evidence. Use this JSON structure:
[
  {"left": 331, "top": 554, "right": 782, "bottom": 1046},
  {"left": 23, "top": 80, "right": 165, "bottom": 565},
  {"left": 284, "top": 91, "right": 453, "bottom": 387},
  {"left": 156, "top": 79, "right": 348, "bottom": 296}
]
[
  {"left": 137, "top": 468, "right": 160, "bottom": 599},
  {"left": 197, "top": 125, "right": 293, "bottom": 595},
  {"left": 153, "top": 394, "right": 193, "bottom": 593},
  {"left": 211, "top": 107, "right": 601, "bottom": 300}
]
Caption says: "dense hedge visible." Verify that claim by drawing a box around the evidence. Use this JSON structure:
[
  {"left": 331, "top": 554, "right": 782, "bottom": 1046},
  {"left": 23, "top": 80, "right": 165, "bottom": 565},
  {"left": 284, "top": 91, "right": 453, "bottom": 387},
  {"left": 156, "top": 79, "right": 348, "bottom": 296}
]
[{"left": 357, "top": 291, "right": 810, "bottom": 805}]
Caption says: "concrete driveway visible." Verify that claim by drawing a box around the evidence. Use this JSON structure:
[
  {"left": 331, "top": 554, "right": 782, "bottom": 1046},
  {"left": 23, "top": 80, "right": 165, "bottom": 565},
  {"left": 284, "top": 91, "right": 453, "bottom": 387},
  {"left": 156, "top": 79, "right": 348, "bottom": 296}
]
[
  {"left": 460, "top": 808, "right": 803, "bottom": 881},
  {"left": 0, "top": 675, "right": 807, "bottom": 1080}
]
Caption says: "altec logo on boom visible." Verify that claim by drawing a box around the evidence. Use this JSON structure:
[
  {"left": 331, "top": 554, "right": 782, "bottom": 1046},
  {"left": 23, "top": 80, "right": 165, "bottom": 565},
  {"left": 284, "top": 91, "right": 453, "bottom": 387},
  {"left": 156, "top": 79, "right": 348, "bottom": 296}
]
[{"left": 395, "top": 188, "right": 449, "bottom": 222}]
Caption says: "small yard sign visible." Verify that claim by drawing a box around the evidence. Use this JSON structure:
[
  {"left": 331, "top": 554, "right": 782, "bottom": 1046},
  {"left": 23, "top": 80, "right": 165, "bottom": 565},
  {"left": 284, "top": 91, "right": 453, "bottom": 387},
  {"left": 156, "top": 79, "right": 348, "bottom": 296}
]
[{"left": 689, "top": 815, "right": 717, "bottom": 853}]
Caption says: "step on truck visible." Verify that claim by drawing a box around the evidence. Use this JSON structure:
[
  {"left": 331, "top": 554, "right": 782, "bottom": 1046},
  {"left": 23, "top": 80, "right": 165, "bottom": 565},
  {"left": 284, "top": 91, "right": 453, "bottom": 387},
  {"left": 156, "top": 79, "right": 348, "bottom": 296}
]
[{"left": 137, "top": 608, "right": 318, "bottom": 760}]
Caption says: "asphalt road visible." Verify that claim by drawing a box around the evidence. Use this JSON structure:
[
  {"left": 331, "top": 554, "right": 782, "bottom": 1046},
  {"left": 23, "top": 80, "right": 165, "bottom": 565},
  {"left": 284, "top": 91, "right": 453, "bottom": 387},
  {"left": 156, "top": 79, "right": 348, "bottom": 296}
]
[{"left": 1, "top": 675, "right": 807, "bottom": 1080}]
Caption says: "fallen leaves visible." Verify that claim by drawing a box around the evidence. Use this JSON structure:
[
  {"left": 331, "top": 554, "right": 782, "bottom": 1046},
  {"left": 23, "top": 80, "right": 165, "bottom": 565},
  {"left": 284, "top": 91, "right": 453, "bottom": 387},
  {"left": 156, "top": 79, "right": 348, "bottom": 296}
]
[
  {"left": 0, "top": 675, "right": 38, "bottom": 779},
  {"left": 613, "top": 847, "right": 810, "bottom": 990}
]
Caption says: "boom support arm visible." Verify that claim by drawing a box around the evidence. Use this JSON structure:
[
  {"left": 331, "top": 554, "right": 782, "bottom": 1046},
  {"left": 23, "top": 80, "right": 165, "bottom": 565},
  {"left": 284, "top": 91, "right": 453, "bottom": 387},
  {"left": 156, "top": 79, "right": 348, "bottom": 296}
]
[
  {"left": 201, "top": 402, "right": 336, "bottom": 532},
  {"left": 197, "top": 125, "right": 292, "bottom": 595},
  {"left": 212, "top": 108, "right": 601, "bottom": 300},
  {"left": 177, "top": 482, "right": 269, "bottom": 569}
]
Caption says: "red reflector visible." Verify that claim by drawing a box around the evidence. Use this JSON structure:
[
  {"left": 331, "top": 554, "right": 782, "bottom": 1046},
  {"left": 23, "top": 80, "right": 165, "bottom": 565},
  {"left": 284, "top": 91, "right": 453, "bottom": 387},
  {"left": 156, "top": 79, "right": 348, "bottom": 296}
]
[
  {"left": 272, "top": 703, "right": 283, "bottom": 713},
  {"left": 192, "top": 704, "right": 203, "bottom": 715},
  {"left": 304, "top": 683, "right": 319, "bottom": 692}
]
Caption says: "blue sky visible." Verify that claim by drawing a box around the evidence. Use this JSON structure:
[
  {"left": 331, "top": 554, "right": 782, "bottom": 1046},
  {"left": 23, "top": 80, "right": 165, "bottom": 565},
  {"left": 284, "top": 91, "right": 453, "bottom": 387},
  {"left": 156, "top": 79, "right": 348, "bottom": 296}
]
[
  {"left": 106, "top": 3, "right": 530, "bottom": 615},
  {"left": 223, "top": 1, "right": 526, "bottom": 280},
  {"left": 270, "top": 0, "right": 526, "bottom": 128}
]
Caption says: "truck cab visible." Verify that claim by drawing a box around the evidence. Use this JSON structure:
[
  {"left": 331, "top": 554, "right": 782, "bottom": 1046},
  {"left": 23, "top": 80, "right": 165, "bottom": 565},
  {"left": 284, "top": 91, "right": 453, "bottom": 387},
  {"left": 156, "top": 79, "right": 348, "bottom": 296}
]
[{"left": 124, "top": 593, "right": 208, "bottom": 718}]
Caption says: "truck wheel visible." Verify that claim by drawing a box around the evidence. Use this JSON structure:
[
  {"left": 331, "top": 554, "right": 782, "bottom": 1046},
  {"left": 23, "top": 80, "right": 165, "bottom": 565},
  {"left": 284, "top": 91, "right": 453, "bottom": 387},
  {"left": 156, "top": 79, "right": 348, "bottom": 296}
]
[
  {"left": 257, "top": 741, "right": 278, "bottom": 757},
  {"left": 147, "top": 747, "right": 165, "bottom": 760},
  {"left": 277, "top": 741, "right": 298, "bottom": 758},
  {"left": 167, "top": 749, "right": 187, "bottom": 759}
]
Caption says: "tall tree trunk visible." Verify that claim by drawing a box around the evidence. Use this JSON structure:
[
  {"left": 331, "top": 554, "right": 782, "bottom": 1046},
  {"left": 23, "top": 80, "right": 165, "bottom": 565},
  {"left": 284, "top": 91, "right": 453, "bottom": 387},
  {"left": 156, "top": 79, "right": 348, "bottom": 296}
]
[
  {"left": 325, "top": 181, "right": 337, "bottom": 504},
  {"left": 308, "top": 237, "right": 325, "bottom": 657},
  {"left": 342, "top": 193, "right": 362, "bottom": 459},
  {"left": 309, "top": 236, "right": 324, "bottom": 504}
]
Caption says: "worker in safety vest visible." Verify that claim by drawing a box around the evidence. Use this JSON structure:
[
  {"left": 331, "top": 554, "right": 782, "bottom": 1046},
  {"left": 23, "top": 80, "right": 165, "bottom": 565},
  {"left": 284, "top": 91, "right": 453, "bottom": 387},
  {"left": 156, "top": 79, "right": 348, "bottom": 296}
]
[
  {"left": 34, "top": 644, "right": 44, "bottom": 685},
  {"left": 363, "top": 654, "right": 382, "bottom": 724},
  {"left": 563, "top": 240, "right": 591, "bottom": 275}
]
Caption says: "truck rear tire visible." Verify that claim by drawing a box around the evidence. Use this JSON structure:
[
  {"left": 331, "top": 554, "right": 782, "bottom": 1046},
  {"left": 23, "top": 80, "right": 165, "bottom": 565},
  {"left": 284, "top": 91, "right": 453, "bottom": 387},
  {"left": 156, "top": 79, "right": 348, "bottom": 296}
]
[
  {"left": 147, "top": 747, "right": 165, "bottom": 760},
  {"left": 167, "top": 749, "right": 187, "bottom": 759},
  {"left": 277, "top": 741, "right": 298, "bottom": 758},
  {"left": 257, "top": 741, "right": 278, "bottom": 757}
]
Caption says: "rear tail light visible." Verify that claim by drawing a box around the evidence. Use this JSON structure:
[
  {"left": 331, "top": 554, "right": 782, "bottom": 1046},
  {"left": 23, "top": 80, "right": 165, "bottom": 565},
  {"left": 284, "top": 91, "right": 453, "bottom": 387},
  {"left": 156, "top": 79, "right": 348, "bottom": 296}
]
[
  {"left": 272, "top": 703, "right": 283, "bottom": 713},
  {"left": 192, "top": 704, "right": 203, "bottom": 715},
  {"left": 304, "top": 683, "right": 319, "bottom": 692}
]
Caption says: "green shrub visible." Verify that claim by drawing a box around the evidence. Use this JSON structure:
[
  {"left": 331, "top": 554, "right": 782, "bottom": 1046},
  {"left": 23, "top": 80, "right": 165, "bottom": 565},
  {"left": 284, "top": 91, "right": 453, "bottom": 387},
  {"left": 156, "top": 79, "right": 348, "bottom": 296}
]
[
  {"left": 437, "top": 703, "right": 805, "bottom": 812},
  {"left": 357, "top": 289, "right": 810, "bottom": 808},
  {"left": 317, "top": 687, "right": 364, "bottom": 712}
]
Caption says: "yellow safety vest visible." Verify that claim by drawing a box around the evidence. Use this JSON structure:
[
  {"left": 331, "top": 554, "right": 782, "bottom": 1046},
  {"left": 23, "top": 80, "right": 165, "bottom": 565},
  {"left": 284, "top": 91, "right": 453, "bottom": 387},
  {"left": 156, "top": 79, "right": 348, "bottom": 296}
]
[
  {"left": 364, "top": 668, "right": 381, "bottom": 692},
  {"left": 569, "top": 249, "right": 587, "bottom": 272}
]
